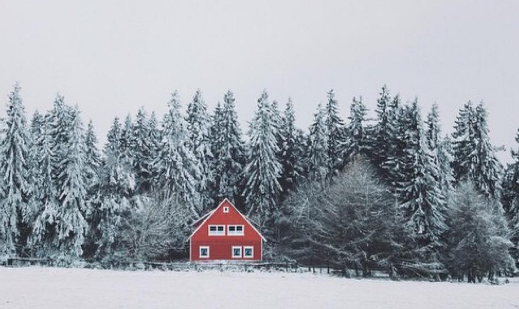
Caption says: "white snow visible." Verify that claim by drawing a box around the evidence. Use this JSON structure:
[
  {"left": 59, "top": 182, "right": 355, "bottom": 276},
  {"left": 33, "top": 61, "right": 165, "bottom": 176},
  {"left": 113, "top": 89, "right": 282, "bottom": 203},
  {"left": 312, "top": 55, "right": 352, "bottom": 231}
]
[{"left": 0, "top": 267, "right": 518, "bottom": 309}]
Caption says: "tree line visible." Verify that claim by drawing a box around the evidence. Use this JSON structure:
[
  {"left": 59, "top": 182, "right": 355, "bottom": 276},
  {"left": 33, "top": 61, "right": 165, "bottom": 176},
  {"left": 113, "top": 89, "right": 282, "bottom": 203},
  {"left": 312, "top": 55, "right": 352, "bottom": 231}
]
[{"left": 0, "top": 83, "right": 517, "bottom": 281}]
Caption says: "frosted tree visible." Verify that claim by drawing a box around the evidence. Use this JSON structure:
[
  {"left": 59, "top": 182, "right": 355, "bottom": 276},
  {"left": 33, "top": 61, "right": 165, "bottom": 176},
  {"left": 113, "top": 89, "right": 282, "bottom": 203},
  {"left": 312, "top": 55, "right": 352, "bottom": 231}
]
[
  {"left": 452, "top": 102, "right": 502, "bottom": 199},
  {"left": 381, "top": 94, "right": 407, "bottom": 187},
  {"left": 400, "top": 100, "right": 446, "bottom": 248},
  {"left": 445, "top": 182, "right": 515, "bottom": 282},
  {"left": 243, "top": 91, "right": 283, "bottom": 223},
  {"left": 186, "top": 90, "right": 215, "bottom": 213},
  {"left": 0, "top": 84, "right": 31, "bottom": 256},
  {"left": 366, "top": 85, "right": 392, "bottom": 167},
  {"left": 306, "top": 104, "right": 329, "bottom": 182},
  {"left": 29, "top": 115, "right": 59, "bottom": 257},
  {"left": 92, "top": 117, "right": 136, "bottom": 259},
  {"left": 131, "top": 108, "right": 155, "bottom": 193},
  {"left": 502, "top": 128, "right": 519, "bottom": 260},
  {"left": 84, "top": 120, "right": 101, "bottom": 191},
  {"left": 213, "top": 90, "right": 245, "bottom": 205},
  {"left": 343, "top": 96, "right": 368, "bottom": 164},
  {"left": 154, "top": 91, "right": 199, "bottom": 218},
  {"left": 324, "top": 90, "right": 346, "bottom": 177},
  {"left": 55, "top": 107, "right": 89, "bottom": 258},
  {"left": 426, "top": 105, "right": 454, "bottom": 201},
  {"left": 278, "top": 98, "right": 303, "bottom": 197}
]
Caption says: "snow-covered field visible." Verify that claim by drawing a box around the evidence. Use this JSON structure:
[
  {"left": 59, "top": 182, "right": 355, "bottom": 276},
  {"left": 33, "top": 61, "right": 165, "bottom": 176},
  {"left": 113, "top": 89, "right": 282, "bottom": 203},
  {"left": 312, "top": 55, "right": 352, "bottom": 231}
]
[{"left": 0, "top": 267, "right": 518, "bottom": 309}]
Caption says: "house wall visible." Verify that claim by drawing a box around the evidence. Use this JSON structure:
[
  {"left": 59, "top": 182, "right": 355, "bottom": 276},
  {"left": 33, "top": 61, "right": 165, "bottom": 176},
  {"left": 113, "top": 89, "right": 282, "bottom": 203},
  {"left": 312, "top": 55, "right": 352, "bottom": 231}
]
[{"left": 190, "top": 200, "right": 263, "bottom": 261}]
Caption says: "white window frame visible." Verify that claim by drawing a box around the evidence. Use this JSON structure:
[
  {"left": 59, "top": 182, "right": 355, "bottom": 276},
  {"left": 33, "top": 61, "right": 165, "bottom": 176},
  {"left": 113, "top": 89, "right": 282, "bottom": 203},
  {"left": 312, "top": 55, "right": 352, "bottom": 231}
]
[
  {"left": 199, "top": 246, "right": 210, "bottom": 259},
  {"left": 208, "top": 225, "right": 225, "bottom": 236},
  {"left": 227, "top": 225, "right": 244, "bottom": 236},
  {"left": 223, "top": 206, "right": 229, "bottom": 213},
  {"left": 231, "top": 246, "right": 242, "bottom": 258},
  {"left": 243, "top": 246, "right": 254, "bottom": 258}
]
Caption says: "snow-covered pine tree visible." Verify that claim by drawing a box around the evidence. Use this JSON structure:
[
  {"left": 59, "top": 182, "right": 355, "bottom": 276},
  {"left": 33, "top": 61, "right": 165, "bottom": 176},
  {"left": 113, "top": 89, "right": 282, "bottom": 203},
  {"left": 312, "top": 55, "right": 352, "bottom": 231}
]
[
  {"left": 147, "top": 111, "right": 161, "bottom": 189},
  {"left": 92, "top": 117, "right": 136, "bottom": 259},
  {"left": 243, "top": 90, "right": 283, "bottom": 223},
  {"left": 120, "top": 114, "right": 134, "bottom": 164},
  {"left": 84, "top": 120, "right": 101, "bottom": 192},
  {"left": 186, "top": 90, "right": 215, "bottom": 214},
  {"left": 502, "top": 128, "right": 519, "bottom": 259},
  {"left": 380, "top": 94, "right": 407, "bottom": 187},
  {"left": 278, "top": 98, "right": 303, "bottom": 197},
  {"left": 0, "top": 84, "right": 31, "bottom": 256},
  {"left": 366, "top": 85, "right": 392, "bottom": 167},
  {"left": 55, "top": 106, "right": 89, "bottom": 258},
  {"left": 29, "top": 114, "right": 59, "bottom": 257},
  {"left": 213, "top": 90, "right": 245, "bottom": 205},
  {"left": 154, "top": 91, "right": 199, "bottom": 218},
  {"left": 131, "top": 108, "right": 155, "bottom": 193},
  {"left": 426, "top": 105, "right": 454, "bottom": 202},
  {"left": 400, "top": 100, "right": 446, "bottom": 248},
  {"left": 306, "top": 103, "right": 329, "bottom": 182},
  {"left": 452, "top": 102, "right": 502, "bottom": 199},
  {"left": 324, "top": 90, "right": 346, "bottom": 177},
  {"left": 343, "top": 96, "right": 368, "bottom": 164}
]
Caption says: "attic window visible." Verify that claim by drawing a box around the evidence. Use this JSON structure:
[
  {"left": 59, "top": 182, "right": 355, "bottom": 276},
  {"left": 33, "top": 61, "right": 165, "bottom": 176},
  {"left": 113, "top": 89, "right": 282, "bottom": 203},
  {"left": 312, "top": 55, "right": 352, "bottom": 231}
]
[
  {"left": 208, "top": 225, "right": 225, "bottom": 236},
  {"left": 223, "top": 206, "right": 229, "bottom": 213},
  {"left": 228, "top": 225, "right": 244, "bottom": 236}
]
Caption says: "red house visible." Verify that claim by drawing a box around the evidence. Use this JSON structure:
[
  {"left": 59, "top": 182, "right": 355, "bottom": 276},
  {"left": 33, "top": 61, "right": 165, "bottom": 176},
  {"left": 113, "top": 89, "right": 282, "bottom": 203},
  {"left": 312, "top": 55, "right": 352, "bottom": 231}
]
[{"left": 189, "top": 199, "right": 266, "bottom": 261}]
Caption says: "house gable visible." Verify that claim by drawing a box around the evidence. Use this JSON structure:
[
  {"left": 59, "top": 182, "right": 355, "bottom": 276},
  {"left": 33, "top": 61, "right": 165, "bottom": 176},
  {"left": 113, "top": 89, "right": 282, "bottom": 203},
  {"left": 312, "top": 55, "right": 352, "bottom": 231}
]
[{"left": 189, "top": 199, "right": 266, "bottom": 242}]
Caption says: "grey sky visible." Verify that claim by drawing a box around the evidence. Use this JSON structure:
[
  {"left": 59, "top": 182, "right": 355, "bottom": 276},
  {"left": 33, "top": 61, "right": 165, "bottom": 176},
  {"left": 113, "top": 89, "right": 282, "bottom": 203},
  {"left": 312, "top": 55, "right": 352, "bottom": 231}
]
[{"left": 1, "top": 0, "right": 518, "bottom": 162}]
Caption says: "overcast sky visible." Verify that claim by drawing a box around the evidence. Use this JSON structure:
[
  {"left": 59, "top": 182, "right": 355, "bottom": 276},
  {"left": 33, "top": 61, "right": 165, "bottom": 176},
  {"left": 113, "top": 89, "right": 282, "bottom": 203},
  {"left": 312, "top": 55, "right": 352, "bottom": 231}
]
[{"left": 1, "top": 0, "right": 518, "bottom": 162}]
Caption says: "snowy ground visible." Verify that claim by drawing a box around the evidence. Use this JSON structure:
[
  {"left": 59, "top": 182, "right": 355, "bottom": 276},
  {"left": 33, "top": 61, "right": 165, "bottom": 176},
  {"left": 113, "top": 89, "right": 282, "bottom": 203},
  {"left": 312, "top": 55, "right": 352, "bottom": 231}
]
[{"left": 0, "top": 267, "right": 518, "bottom": 309}]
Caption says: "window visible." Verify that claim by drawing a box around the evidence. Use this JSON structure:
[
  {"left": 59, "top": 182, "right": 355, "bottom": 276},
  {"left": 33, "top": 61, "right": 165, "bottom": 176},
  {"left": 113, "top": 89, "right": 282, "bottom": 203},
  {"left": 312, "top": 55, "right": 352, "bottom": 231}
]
[
  {"left": 228, "top": 225, "right": 244, "bottom": 236},
  {"left": 199, "top": 246, "right": 210, "bottom": 258},
  {"left": 232, "top": 246, "right": 242, "bottom": 258},
  {"left": 223, "top": 206, "right": 229, "bottom": 213},
  {"left": 243, "top": 246, "right": 254, "bottom": 258},
  {"left": 208, "top": 225, "right": 225, "bottom": 236}
]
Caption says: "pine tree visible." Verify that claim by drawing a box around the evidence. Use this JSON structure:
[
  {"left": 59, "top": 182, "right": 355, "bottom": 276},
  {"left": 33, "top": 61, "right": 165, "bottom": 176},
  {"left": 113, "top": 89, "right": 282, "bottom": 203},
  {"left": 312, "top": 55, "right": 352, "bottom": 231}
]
[
  {"left": 154, "top": 91, "right": 199, "bottom": 218},
  {"left": 84, "top": 121, "right": 101, "bottom": 191},
  {"left": 0, "top": 84, "right": 31, "bottom": 256},
  {"left": 502, "top": 128, "right": 519, "bottom": 260},
  {"left": 306, "top": 104, "right": 329, "bottom": 182},
  {"left": 381, "top": 95, "right": 407, "bottom": 187},
  {"left": 92, "top": 117, "right": 136, "bottom": 259},
  {"left": 452, "top": 102, "right": 502, "bottom": 199},
  {"left": 366, "top": 85, "right": 392, "bottom": 167},
  {"left": 400, "top": 100, "right": 446, "bottom": 247},
  {"left": 186, "top": 90, "right": 215, "bottom": 213},
  {"left": 213, "top": 90, "right": 245, "bottom": 205},
  {"left": 344, "top": 96, "right": 368, "bottom": 164},
  {"left": 29, "top": 114, "right": 59, "bottom": 257},
  {"left": 278, "top": 98, "right": 303, "bottom": 197},
  {"left": 55, "top": 107, "right": 89, "bottom": 258},
  {"left": 324, "top": 90, "right": 345, "bottom": 177},
  {"left": 243, "top": 91, "right": 282, "bottom": 223},
  {"left": 426, "top": 105, "right": 454, "bottom": 201},
  {"left": 131, "top": 108, "right": 155, "bottom": 193}
]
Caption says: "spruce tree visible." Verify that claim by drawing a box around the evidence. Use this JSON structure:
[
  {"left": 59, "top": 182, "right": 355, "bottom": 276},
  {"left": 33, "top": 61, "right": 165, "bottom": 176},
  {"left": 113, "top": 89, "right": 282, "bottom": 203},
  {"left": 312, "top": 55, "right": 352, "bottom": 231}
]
[
  {"left": 213, "top": 90, "right": 245, "bottom": 205},
  {"left": 366, "top": 85, "right": 392, "bottom": 167},
  {"left": 29, "top": 114, "right": 59, "bottom": 257},
  {"left": 131, "top": 108, "right": 156, "bottom": 193},
  {"left": 0, "top": 84, "right": 31, "bottom": 256},
  {"left": 278, "top": 98, "right": 303, "bottom": 197},
  {"left": 154, "top": 91, "right": 199, "bottom": 218},
  {"left": 400, "top": 100, "right": 446, "bottom": 247},
  {"left": 452, "top": 102, "right": 502, "bottom": 199},
  {"left": 381, "top": 94, "right": 407, "bottom": 187},
  {"left": 306, "top": 104, "right": 329, "bottom": 182},
  {"left": 186, "top": 90, "right": 215, "bottom": 213},
  {"left": 324, "top": 90, "right": 345, "bottom": 177},
  {"left": 243, "top": 91, "right": 282, "bottom": 223},
  {"left": 55, "top": 107, "right": 89, "bottom": 258},
  {"left": 344, "top": 96, "right": 368, "bottom": 164},
  {"left": 84, "top": 120, "right": 101, "bottom": 191}
]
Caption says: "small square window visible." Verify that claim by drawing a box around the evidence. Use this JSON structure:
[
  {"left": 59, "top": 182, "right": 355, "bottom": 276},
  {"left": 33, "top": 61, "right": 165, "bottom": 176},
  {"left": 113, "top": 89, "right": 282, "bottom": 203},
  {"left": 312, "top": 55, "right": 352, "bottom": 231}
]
[
  {"left": 223, "top": 207, "right": 229, "bottom": 213},
  {"left": 244, "top": 246, "right": 253, "bottom": 258},
  {"left": 232, "top": 246, "right": 242, "bottom": 258},
  {"left": 200, "top": 246, "right": 210, "bottom": 258}
]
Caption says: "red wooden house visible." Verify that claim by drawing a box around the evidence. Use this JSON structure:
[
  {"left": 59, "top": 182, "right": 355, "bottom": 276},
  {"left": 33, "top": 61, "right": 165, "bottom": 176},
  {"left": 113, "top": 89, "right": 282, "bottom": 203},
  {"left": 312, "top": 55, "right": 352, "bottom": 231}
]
[{"left": 189, "top": 199, "right": 266, "bottom": 261}]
